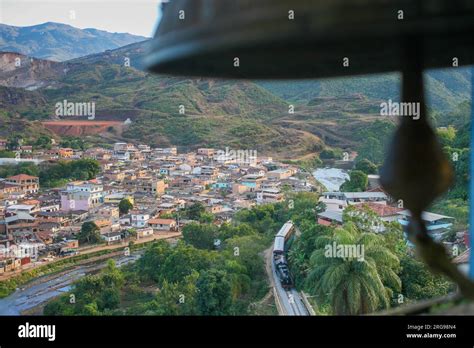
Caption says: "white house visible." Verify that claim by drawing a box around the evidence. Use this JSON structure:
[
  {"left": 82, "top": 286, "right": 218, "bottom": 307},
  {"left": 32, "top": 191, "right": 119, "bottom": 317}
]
[
  {"left": 319, "top": 191, "right": 388, "bottom": 212},
  {"left": 101, "top": 232, "right": 122, "bottom": 243},
  {"left": 131, "top": 211, "right": 150, "bottom": 228}
]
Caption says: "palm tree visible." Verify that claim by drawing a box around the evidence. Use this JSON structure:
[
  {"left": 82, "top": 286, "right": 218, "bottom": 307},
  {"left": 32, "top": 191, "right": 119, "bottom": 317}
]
[{"left": 305, "top": 222, "right": 401, "bottom": 315}]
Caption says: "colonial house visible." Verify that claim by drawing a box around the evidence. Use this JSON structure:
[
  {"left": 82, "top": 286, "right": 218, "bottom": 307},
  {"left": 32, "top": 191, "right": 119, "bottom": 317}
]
[
  {"left": 147, "top": 218, "right": 177, "bottom": 231},
  {"left": 60, "top": 181, "right": 104, "bottom": 211},
  {"left": 101, "top": 232, "right": 122, "bottom": 244},
  {"left": 351, "top": 202, "right": 404, "bottom": 233},
  {"left": 136, "top": 227, "right": 154, "bottom": 239},
  {"left": 131, "top": 210, "right": 150, "bottom": 228},
  {"left": 5, "top": 174, "right": 40, "bottom": 194}
]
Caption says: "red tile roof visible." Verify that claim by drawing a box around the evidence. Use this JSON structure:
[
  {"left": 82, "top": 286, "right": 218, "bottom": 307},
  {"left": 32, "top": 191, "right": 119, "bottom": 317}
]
[
  {"left": 148, "top": 218, "right": 176, "bottom": 225},
  {"left": 354, "top": 202, "right": 403, "bottom": 217},
  {"left": 7, "top": 174, "right": 38, "bottom": 181}
]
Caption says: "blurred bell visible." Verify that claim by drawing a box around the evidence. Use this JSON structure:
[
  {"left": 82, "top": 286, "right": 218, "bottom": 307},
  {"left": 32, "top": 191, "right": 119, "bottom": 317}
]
[{"left": 145, "top": 0, "right": 474, "bottom": 79}]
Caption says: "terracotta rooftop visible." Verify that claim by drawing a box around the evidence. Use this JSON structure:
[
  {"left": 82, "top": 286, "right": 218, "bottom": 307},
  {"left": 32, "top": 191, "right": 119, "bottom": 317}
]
[
  {"left": 6, "top": 174, "right": 39, "bottom": 181},
  {"left": 354, "top": 202, "right": 403, "bottom": 217},
  {"left": 148, "top": 218, "right": 175, "bottom": 225}
]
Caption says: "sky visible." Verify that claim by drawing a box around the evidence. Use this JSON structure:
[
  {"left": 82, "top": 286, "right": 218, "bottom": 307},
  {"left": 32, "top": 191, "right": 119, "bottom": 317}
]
[{"left": 0, "top": 0, "right": 163, "bottom": 37}]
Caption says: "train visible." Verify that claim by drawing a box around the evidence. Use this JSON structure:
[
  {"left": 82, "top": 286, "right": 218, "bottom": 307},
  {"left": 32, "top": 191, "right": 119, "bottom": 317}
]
[{"left": 273, "top": 221, "right": 295, "bottom": 289}]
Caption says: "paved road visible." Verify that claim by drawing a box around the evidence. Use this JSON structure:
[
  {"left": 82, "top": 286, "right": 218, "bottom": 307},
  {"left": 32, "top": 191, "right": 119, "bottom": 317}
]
[{"left": 0, "top": 252, "right": 141, "bottom": 315}]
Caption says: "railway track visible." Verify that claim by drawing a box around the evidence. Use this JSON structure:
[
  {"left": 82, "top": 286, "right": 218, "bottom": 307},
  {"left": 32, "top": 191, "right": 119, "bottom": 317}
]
[
  {"left": 285, "top": 289, "right": 309, "bottom": 316},
  {"left": 270, "top": 221, "right": 313, "bottom": 316},
  {"left": 270, "top": 247, "right": 310, "bottom": 316}
]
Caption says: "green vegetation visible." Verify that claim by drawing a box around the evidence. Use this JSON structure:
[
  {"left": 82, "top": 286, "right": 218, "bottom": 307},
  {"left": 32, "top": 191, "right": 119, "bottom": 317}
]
[
  {"left": 31, "top": 135, "right": 53, "bottom": 150},
  {"left": 44, "top": 208, "right": 278, "bottom": 315},
  {"left": 0, "top": 150, "right": 15, "bottom": 158},
  {"left": 118, "top": 198, "right": 133, "bottom": 215},
  {"left": 429, "top": 117, "right": 470, "bottom": 231},
  {"left": 340, "top": 170, "right": 368, "bottom": 192},
  {"left": 78, "top": 222, "right": 101, "bottom": 245},
  {"left": 0, "top": 158, "right": 100, "bottom": 188},
  {"left": 0, "top": 247, "right": 131, "bottom": 299},
  {"left": 39, "top": 158, "right": 101, "bottom": 188},
  {"left": 177, "top": 202, "right": 213, "bottom": 224},
  {"left": 354, "top": 158, "right": 378, "bottom": 175},
  {"left": 60, "top": 137, "right": 88, "bottom": 151},
  {"left": 0, "top": 162, "right": 39, "bottom": 177},
  {"left": 286, "top": 201, "right": 454, "bottom": 315},
  {"left": 320, "top": 148, "right": 343, "bottom": 160},
  {"left": 305, "top": 222, "right": 401, "bottom": 314},
  {"left": 354, "top": 120, "right": 396, "bottom": 167}
]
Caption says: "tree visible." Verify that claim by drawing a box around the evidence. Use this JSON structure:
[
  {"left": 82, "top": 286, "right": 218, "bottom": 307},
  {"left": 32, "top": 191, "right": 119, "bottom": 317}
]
[
  {"left": 288, "top": 223, "right": 332, "bottom": 288},
  {"left": 182, "top": 223, "right": 218, "bottom": 249},
  {"left": 119, "top": 198, "right": 133, "bottom": 215},
  {"left": 196, "top": 269, "right": 233, "bottom": 315},
  {"left": 320, "top": 148, "right": 343, "bottom": 160},
  {"left": 78, "top": 221, "right": 101, "bottom": 245},
  {"left": 136, "top": 241, "right": 172, "bottom": 282},
  {"left": 6, "top": 135, "right": 22, "bottom": 150},
  {"left": 340, "top": 170, "right": 368, "bottom": 192},
  {"left": 400, "top": 255, "right": 454, "bottom": 302},
  {"left": 186, "top": 202, "right": 206, "bottom": 220},
  {"left": 355, "top": 158, "right": 378, "bottom": 175},
  {"left": 34, "top": 135, "right": 52, "bottom": 149},
  {"left": 437, "top": 126, "right": 456, "bottom": 148},
  {"left": 124, "top": 228, "right": 137, "bottom": 239},
  {"left": 198, "top": 212, "right": 214, "bottom": 224},
  {"left": 0, "top": 150, "right": 15, "bottom": 158},
  {"left": 148, "top": 272, "right": 199, "bottom": 315},
  {"left": 305, "top": 222, "right": 401, "bottom": 314},
  {"left": 38, "top": 159, "right": 100, "bottom": 188}
]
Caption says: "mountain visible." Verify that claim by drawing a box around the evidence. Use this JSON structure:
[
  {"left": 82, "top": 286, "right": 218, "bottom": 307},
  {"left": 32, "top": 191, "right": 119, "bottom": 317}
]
[
  {"left": 0, "top": 36, "right": 470, "bottom": 159},
  {"left": 0, "top": 22, "right": 147, "bottom": 61},
  {"left": 0, "top": 43, "right": 325, "bottom": 158},
  {"left": 0, "top": 52, "right": 66, "bottom": 90},
  {"left": 258, "top": 67, "right": 472, "bottom": 113}
]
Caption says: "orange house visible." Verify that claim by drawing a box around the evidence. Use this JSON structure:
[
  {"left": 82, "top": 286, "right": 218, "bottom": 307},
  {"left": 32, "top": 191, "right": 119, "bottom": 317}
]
[
  {"left": 5, "top": 174, "right": 40, "bottom": 194},
  {"left": 59, "top": 148, "right": 74, "bottom": 158}
]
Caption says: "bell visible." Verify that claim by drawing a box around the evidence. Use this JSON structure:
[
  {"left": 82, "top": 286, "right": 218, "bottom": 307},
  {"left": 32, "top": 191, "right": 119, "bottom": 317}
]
[{"left": 145, "top": 0, "right": 474, "bottom": 78}]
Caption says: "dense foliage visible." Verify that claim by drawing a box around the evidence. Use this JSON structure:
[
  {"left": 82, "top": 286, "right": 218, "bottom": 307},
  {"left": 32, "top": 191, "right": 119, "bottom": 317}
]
[
  {"left": 0, "top": 158, "right": 100, "bottom": 188},
  {"left": 118, "top": 198, "right": 133, "bottom": 215},
  {"left": 40, "top": 189, "right": 458, "bottom": 316},
  {"left": 340, "top": 170, "right": 368, "bottom": 192},
  {"left": 78, "top": 221, "right": 101, "bottom": 245},
  {"left": 45, "top": 214, "right": 273, "bottom": 315}
]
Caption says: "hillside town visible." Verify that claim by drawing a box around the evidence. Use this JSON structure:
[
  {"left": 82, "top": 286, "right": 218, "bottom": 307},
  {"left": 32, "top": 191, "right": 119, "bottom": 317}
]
[
  {"left": 0, "top": 141, "right": 318, "bottom": 276},
  {"left": 0, "top": 140, "right": 469, "bottom": 278}
]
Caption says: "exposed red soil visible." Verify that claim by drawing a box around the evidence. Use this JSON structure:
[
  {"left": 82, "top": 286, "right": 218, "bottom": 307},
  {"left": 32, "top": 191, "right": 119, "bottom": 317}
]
[{"left": 42, "top": 120, "right": 123, "bottom": 136}]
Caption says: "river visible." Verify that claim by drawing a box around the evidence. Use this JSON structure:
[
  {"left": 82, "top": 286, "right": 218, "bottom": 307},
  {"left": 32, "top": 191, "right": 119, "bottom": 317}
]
[{"left": 0, "top": 253, "right": 141, "bottom": 315}]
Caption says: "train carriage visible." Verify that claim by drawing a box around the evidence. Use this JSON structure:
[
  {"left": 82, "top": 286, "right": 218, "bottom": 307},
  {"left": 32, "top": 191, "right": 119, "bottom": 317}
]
[{"left": 273, "top": 221, "right": 295, "bottom": 288}]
